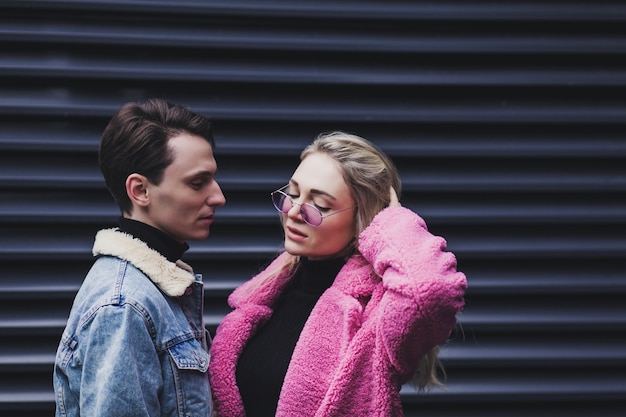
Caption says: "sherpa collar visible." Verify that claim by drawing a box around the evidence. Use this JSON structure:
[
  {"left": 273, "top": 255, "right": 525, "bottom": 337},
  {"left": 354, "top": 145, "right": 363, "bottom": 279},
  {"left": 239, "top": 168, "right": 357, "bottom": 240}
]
[{"left": 92, "top": 228, "right": 196, "bottom": 297}]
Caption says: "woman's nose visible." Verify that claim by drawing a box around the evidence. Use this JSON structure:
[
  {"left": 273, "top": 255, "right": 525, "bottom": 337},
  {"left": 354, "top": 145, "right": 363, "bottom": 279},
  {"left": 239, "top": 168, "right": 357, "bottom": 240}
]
[{"left": 286, "top": 200, "right": 302, "bottom": 219}]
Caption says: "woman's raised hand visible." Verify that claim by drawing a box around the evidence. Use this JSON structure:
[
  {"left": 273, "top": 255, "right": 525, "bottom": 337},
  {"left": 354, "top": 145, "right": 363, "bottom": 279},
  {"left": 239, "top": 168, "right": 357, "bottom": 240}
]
[{"left": 389, "top": 187, "right": 401, "bottom": 207}]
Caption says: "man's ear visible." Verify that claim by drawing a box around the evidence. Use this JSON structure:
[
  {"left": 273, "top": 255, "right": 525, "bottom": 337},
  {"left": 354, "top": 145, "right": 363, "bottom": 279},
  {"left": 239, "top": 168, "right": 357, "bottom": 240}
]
[{"left": 126, "top": 173, "right": 151, "bottom": 208}]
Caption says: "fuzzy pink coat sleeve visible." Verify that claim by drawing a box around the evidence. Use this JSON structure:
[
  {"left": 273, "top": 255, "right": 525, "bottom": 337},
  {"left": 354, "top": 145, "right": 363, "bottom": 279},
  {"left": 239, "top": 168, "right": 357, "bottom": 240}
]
[{"left": 358, "top": 206, "right": 467, "bottom": 378}]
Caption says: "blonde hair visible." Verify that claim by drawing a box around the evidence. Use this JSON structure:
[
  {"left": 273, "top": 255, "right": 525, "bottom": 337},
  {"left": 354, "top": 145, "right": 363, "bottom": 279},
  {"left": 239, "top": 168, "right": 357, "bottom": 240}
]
[{"left": 263, "top": 131, "right": 444, "bottom": 390}]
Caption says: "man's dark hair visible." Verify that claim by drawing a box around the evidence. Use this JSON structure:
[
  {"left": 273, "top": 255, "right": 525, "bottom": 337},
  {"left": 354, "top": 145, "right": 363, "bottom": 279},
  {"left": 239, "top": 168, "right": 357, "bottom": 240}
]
[{"left": 98, "top": 98, "right": 214, "bottom": 214}]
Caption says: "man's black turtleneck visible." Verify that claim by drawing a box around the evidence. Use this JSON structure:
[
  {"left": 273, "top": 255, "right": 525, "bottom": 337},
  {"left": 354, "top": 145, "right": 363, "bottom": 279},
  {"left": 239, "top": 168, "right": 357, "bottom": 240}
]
[
  {"left": 235, "top": 256, "right": 346, "bottom": 417},
  {"left": 118, "top": 217, "right": 189, "bottom": 263}
]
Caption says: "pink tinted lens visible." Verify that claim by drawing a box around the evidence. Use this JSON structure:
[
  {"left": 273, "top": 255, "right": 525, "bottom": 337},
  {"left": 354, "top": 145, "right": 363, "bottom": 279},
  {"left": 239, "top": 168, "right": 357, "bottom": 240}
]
[
  {"left": 273, "top": 192, "right": 290, "bottom": 213},
  {"left": 300, "top": 204, "right": 322, "bottom": 226}
]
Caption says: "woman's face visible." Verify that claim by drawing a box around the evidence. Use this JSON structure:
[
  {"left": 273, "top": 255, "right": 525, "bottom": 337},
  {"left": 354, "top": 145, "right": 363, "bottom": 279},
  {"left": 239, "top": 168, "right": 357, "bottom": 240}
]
[{"left": 281, "top": 152, "right": 357, "bottom": 260}]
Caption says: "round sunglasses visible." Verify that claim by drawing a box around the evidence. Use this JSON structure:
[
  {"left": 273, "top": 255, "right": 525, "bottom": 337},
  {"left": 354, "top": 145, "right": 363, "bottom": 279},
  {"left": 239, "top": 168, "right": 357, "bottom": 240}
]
[{"left": 270, "top": 187, "right": 356, "bottom": 227}]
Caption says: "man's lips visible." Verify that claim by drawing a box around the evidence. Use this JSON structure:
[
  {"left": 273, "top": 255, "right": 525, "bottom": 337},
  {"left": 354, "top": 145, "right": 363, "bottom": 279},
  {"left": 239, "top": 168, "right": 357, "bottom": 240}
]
[{"left": 198, "top": 213, "right": 215, "bottom": 222}]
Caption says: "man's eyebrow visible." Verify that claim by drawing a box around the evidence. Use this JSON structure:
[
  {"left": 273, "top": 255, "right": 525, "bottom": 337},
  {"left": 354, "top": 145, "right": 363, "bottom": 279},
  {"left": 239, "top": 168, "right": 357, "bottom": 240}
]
[
  {"left": 186, "top": 169, "right": 215, "bottom": 178},
  {"left": 290, "top": 179, "right": 337, "bottom": 200}
]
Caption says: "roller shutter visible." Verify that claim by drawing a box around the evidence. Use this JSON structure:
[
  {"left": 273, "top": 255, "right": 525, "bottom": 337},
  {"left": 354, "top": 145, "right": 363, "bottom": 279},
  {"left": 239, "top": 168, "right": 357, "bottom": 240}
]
[{"left": 0, "top": 1, "right": 624, "bottom": 415}]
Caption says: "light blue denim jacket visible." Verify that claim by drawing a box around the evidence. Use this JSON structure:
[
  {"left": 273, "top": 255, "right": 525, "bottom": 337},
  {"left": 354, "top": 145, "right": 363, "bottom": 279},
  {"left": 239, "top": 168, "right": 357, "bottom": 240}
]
[{"left": 53, "top": 228, "right": 213, "bottom": 417}]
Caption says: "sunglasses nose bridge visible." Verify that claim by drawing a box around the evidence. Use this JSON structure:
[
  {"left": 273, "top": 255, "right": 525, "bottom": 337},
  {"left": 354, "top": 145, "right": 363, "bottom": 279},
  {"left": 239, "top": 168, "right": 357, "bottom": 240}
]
[
  {"left": 282, "top": 195, "right": 305, "bottom": 218},
  {"left": 300, "top": 203, "right": 323, "bottom": 226},
  {"left": 285, "top": 197, "right": 315, "bottom": 225},
  {"left": 292, "top": 203, "right": 312, "bottom": 224},
  {"left": 273, "top": 191, "right": 322, "bottom": 226}
]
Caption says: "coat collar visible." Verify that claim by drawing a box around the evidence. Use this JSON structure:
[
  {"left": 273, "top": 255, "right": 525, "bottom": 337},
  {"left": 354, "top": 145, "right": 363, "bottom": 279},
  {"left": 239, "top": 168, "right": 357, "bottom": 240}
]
[
  {"left": 230, "top": 252, "right": 380, "bottom": 309},
  {"left": 210, "top": 253, "right": 383, "bottom": 417},
  {"left": 332, "top": 255, "right": 381, "bottom": 298},
  {"left": 92, "top": 228, "right": 196, "bottom": 297}
]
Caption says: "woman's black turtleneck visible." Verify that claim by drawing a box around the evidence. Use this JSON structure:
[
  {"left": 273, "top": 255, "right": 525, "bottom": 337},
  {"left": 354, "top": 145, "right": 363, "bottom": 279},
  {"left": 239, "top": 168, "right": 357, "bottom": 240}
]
[
  {"left": 118, "top": 217, "right": 189, "bottom": 262},
  {"left": 235, "top": 256, "right": 346, "bottom": 417}
]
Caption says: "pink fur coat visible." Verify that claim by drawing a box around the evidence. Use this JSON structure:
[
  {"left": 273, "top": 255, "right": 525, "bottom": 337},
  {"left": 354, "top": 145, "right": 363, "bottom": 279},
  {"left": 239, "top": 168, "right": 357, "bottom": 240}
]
[{"left": 209, "top": 207, "right": 467, "bottom": 417}]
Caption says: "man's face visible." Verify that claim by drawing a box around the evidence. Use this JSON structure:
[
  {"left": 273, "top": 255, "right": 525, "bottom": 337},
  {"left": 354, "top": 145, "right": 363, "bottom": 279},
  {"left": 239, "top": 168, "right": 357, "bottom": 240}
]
[{"left": 132, "top": 132, "right": 226, "bottom": 242}]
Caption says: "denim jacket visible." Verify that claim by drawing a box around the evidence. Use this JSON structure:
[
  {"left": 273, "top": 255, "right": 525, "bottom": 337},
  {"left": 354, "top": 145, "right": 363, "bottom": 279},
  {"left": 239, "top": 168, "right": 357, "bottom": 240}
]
[{"left": 53, "top": 228, "right": 213, "bottom": 417}]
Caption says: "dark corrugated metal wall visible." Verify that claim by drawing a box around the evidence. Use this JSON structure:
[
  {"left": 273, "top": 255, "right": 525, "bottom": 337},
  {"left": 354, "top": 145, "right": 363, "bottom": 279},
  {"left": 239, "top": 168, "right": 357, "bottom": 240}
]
[{"left": 1, "top": 1, "right": 625, "bottom": 416}]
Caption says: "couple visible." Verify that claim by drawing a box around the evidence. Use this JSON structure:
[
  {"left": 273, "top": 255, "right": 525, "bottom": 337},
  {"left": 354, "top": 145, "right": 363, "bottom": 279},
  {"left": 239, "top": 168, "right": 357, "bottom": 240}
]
[{"left": 53, "top": 99, "right": 467, "bottom": 417}]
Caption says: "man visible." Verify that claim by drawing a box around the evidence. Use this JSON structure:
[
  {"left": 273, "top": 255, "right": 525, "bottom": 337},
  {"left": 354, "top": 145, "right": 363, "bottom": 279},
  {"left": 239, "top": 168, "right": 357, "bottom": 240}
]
[{"left": 53, "top": 98, "right": 225, "bottom": 416}]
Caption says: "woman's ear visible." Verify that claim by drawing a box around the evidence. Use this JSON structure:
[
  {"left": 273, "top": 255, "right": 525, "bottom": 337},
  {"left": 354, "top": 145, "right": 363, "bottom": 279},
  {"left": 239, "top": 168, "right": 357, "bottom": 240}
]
[{"left": 126, "top": 173, "right": 151, "bottom": 208}]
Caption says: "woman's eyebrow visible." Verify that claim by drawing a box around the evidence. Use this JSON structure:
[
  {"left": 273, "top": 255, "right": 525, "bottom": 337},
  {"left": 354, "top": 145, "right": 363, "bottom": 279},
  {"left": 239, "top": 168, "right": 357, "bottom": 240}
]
[
  {"left": 290, "top": 179, "right": 337, "bottom": 200},
  {"left": 310, "top": 188, "right": 336, "bottom": 200}
]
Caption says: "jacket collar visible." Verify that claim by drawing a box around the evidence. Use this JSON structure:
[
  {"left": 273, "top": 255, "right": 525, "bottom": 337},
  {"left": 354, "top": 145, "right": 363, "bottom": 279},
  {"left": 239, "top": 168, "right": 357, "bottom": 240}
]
[
  {"left": 92, "top": 228, "right": 196, "bottom": 297},
  {"left": 118, "top": 217, "right": 188, "bottom": 263}
]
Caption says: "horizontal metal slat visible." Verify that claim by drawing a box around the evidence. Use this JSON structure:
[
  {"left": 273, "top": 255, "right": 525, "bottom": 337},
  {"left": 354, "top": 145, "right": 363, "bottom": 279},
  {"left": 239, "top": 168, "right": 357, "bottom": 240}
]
[
  {"left": 4, "top": 54, "right": 626, "bottom": 87},
  {"left": 1, "top": 0, "right": 626, "bottom": 23},
  {"left": 2, "top": 19, "right": 626, "bottom": 55},
  {"left": 3, "top": 0, "right": 626, "bottom": 22},
  {"left": 2, "top": 96, "right": 625, "bottom": 124}
]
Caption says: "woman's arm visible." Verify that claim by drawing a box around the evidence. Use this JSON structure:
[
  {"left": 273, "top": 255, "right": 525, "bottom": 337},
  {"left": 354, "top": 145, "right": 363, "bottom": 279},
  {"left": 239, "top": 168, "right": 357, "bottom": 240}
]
[{"left": 358, "top": 205, "right": 467, "bottom": 377}]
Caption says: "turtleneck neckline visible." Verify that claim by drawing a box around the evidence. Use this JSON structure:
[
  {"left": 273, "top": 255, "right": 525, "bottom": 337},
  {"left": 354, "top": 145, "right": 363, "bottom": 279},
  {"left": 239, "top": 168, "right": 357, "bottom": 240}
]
[
  {"left": 235, "top": 254, "right": 349, "bottom": 415},
  {"left": 296, "top": 256, "right": 347, "bottom": 294},
  {"left": 118, "top": 217, "right": 189, "bottom": 263}
]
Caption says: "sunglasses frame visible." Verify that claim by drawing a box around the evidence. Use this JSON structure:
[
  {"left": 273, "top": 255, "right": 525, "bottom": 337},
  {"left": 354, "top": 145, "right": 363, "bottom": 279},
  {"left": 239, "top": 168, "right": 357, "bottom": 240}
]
[{"left": 270, "top": 186, "right": 356, "bottom": 227}]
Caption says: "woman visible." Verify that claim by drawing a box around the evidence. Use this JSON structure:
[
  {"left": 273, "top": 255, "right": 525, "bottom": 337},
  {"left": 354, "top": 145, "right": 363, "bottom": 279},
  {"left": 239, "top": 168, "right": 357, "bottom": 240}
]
[{"left": 209, "top": 131, "right": 467, "bottom": 417}]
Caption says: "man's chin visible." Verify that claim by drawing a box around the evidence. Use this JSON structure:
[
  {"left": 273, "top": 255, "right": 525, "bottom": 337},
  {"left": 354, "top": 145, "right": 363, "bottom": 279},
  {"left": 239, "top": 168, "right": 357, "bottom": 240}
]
[{"left": 182, "top": 228, "right": 211, "bottom": 242}]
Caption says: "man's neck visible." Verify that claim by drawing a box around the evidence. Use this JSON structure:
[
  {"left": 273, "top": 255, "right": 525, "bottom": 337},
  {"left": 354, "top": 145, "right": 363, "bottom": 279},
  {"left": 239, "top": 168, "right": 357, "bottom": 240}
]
[{"left": 117, "top": 217, "right": 189, "bottom": 263}]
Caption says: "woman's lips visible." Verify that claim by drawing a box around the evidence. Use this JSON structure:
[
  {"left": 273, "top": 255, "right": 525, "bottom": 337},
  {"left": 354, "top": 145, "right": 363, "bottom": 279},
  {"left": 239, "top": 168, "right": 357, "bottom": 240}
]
[{"left": 286, "top": 225, "right": 307, "bottom": 241}]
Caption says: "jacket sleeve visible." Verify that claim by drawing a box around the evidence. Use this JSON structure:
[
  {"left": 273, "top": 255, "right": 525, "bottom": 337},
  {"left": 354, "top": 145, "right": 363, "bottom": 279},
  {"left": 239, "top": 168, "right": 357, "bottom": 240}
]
[
  {"left": 77, "top": 304, "right": 162, "bottom": 417},
  {"left": 358, "top": 206, "right": 467, "bottom": 377}
]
